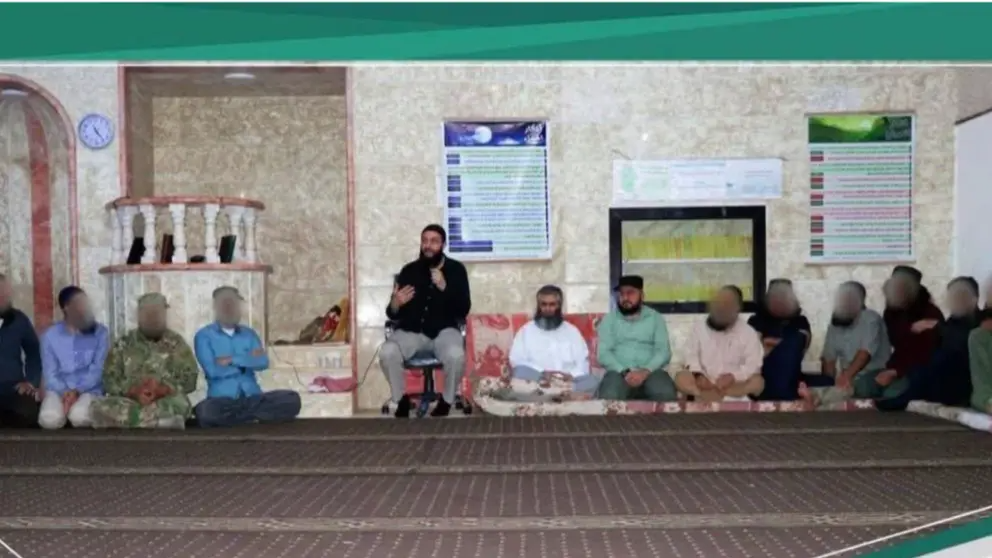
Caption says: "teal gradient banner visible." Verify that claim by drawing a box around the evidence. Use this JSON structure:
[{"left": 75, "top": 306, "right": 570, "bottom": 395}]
[{"left": 1, "top": 2, "right": 992, "bottom": 60}]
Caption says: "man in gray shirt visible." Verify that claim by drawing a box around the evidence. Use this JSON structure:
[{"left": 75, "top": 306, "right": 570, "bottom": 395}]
[{"left": 800, "top": 281, "right": 891, "bottom": 406}]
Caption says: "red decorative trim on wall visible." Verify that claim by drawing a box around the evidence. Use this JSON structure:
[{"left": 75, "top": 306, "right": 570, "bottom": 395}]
[
  {"left": 345, "top": 67, "right": 358, "bottom": 414},
  {"left": 118, "top": 64, "right": 130, "bottom": 197},
  {"left": 0, "top": 73, "right": 79, "bottom": 288},
  {"left": 22, "top": 102, "right": 54, "bottom": 330}
]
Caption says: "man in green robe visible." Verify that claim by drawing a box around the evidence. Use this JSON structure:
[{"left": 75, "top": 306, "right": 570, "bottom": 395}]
[{"left": 90, "top": 293, "right": 200, "bottom": 429}]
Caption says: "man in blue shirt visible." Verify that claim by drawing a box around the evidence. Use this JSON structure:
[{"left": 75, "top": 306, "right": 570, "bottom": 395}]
[
  {"left": 193, "top": 286, "right": 301, "bottom": 428},
  {"left": 39, "top": 286, "right": 109, "bottom": 429}
]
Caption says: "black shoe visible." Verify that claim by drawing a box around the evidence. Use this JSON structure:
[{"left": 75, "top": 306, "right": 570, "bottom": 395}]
[
  {"left": 430, "top": 397, "right": 451, "bottom": 417},
  {"left": 394, "top": 396, "right": 412, "bottom": 418}
]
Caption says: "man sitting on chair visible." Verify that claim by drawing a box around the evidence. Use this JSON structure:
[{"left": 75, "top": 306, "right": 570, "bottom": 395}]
[
  {"left": 508, "top": 285, "right": 595, "bottom": 401},
  {"left": 675, "top": 286, "right": 765, "bottom": 402},
  {"left": 380, "top": 224, "right": 471, "bottom": 418}
]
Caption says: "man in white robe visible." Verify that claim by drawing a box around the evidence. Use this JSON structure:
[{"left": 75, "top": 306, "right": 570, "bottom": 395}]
[{"left": 508, "top": 285, "right": 597, "bottom": 400}]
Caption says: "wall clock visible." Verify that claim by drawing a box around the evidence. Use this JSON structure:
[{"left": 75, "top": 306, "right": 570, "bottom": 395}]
[{"left": 78, "top": 113, "right": 115, "bottom": 150}]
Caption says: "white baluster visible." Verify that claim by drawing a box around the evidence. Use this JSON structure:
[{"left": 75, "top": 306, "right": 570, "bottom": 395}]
[
  {"left": 119, "top": 206, "right": 138, "bottom": 264},
  {"left": 224, "top": 205, "right": 246, "bottom": 262},
  {"left": 138, "top": 204, "right": 158, "bottom": 264},
  {"left": 110, "top": 207, "right": 124, "bottom": 264},
  {"left": 203, "top": 203, "right": 221, "bottom": 264},
  {"left": 243, "top": 208, "right": 258, "bottom": 263},
  {"left": 168, "top": 203, "right": 188, "bottom": 264}
]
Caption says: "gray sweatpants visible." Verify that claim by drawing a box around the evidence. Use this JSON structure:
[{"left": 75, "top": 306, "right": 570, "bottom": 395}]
[{"left": 379, "top": 328, "right": 465, "bottom": 403}]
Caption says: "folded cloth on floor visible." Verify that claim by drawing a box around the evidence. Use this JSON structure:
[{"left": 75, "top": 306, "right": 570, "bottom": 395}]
[{"left": 308, "top": 376, "right": 356, "bottom": 393}]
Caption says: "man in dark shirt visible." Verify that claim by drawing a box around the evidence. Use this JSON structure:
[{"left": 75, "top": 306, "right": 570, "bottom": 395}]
[
  {"left": 747, "top": 278, "right": 811, "bottom": 400},
  {"left": 381, "top": 224, "right": 471, "bottom": 418},
  {"left": 878, "top": 276, "right": 979, "bottom": 411},
  {"left": 0, "top": 274, "right": 43, "bottom": 428},
  {"left": 880, "top": 266, "right": 945, "bottom": 398}
]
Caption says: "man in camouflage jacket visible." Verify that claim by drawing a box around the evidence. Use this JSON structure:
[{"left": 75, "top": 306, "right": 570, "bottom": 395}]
[{"left": 90, "top": 293, "right": 200, "bottom": 429}]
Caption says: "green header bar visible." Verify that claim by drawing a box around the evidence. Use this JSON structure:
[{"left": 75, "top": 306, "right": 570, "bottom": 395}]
[{"left": 3, "top": 3, "right": 992, "bottom": 60}]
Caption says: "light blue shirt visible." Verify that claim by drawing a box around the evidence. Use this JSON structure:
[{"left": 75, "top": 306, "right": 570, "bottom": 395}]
[
  {"left": 40, "top": 322, "right": 109, "bottom": 395},
  {"left": 193, "top": 323, "right": 269, "bottom": 399}
]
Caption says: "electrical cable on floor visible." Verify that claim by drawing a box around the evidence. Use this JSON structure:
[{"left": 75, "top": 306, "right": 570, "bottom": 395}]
[
  {"left": 267, "top": 338, "right": 477, "bottom": 412},
  {"left": 268, "top": 341, "right": 384, "bottom": 393}
]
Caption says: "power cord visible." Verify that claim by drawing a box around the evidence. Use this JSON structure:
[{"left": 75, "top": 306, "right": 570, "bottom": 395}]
[{"left": 267, "top": 341, "right": 384, "bottom": 393}]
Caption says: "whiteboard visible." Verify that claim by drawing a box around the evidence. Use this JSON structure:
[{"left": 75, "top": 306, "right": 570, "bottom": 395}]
[{"left": 612, "top": 158, "right": 783, "bottom": 206}]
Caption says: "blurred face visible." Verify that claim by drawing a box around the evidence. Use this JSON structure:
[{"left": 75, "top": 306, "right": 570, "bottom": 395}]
[
  {"left": 138, "top": 304, "right": 168, "bottom": 340},
  {"left": 766, "top": 289, "right": 795, "bottom": 317},
  {"left": 419, "top": 230, "right": 445, "bottom": 266},
  {"left": 214, "top": 296, "right": 242, "bottom": 325},
  {"left": 707, "top": 289, "right": 740, "bottom": 329},
  {"left": 885, "top": 276, "right": 914, "bottom": 308},
  {"left": 616, "top": 286, "right": 643, "bottom": 316},
  {"left": 946, "top": 283, "right": 978, "bottom": 317},
  {"left": 0, "top": 280, "right": 11, "bottom": 312},
  {"left": 832, "top": 287, "right": 862, "bottom": 325},
  {"left": 534, "top": 292, "right": 564, "bottom": 330},
  {"left": 65, "top": 293, "right": 95, "bottom": 330}
]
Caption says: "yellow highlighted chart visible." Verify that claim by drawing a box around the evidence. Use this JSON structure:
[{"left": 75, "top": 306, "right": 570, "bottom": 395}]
[
  {"left": 623, "top": 235, "right": 753, "bottom": 261},
  {"left": 644, "top": 284, "right": 754, "bottom": 303}
]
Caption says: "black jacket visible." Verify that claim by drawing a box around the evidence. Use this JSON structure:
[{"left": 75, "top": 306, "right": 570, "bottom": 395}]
[
  {"left": 938, "top": 311, "right": 981, "bottom": 357},
  {"left": 0, "top": 308, "right": 41, "bottom": 391},
  {"left": 386, "top": 256, "right": 471, "bottom": 338}
]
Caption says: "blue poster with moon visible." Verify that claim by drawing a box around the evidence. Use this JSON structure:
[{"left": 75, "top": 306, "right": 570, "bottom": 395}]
[{"left": 440, "top": 120, "right": 552, "bottom": 261}]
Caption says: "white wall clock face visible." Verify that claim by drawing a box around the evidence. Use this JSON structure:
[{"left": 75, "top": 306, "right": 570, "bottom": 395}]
[{"left": 78, "top": 113, "right": 114, "bottom": 150}]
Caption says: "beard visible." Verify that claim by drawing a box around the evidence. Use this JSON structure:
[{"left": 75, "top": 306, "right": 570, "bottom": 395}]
[
  {"left": 419, "top": 249, "right": 444, "bottom": 268},
  {"left": 617, "top": 301, "right": 642, "bottom": 316},
  {"left": 76, "top": 313, "right": 97, "bottom": 334},
  {"left": 831, "top": 313, "right": 855, "bottom": 327},
  {"left": 950, "top": 306, "right": 978, "bottom": 319},
  {"left": 706, "top": 315, "right": 733, "bottom": 332},
  {"left": 534, "top": 310, "right": 564, "bottom": 331},
  {"left": 0, "top": 301, "right": 13, "bottom": 320},
  {"left": 140, "top": 326, "right": 166, "bottom": 341}
]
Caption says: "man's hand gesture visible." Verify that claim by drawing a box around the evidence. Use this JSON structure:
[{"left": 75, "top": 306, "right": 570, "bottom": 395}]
[{"left": 390, "top": 285, "right": 415, "bottom": 312}]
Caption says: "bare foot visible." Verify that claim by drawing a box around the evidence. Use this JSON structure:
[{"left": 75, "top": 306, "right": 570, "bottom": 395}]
[
  {"left": 797, "top": 382, "right": 817, "bottom": 406},
  {"left": 697, "top": 389, "right": 723, "bottom": 403}
]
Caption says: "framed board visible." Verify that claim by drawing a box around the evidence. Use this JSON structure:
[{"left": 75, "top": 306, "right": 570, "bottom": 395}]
[
  {"left": 439, "top": 120, "right": 552, "bottom": 261},
  {"left": 612, "top": 158, "right": 782, "bottom": 206},
  {"left": 807, "top": 113, "right": 915, "bottom": 264}
]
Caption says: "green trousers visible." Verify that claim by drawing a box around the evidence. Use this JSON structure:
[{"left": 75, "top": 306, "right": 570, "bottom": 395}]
[
  {"left": 969, "top": 328, "right": 992, "bottom": 413},
  {"left": 597, "top": 370, "right": 678, "bottom": 402},
  {"left": 90, "top": 395, "right": 191, "bottom": 428}
]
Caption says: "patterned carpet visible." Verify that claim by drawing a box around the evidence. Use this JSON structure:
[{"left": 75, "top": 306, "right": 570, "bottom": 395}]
[{"left": 0, "top": 413, "right": 988, "bottom": 558}]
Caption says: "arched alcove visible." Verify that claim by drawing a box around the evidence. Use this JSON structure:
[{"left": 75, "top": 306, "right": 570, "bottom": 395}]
[{"left": 0, "top": 76, "right": 76, "bottom": 330}]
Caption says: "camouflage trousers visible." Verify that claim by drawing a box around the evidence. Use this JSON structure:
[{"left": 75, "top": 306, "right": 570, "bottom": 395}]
[{"left": 90, "top": 395, "right": 191, "bottom": 429}]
